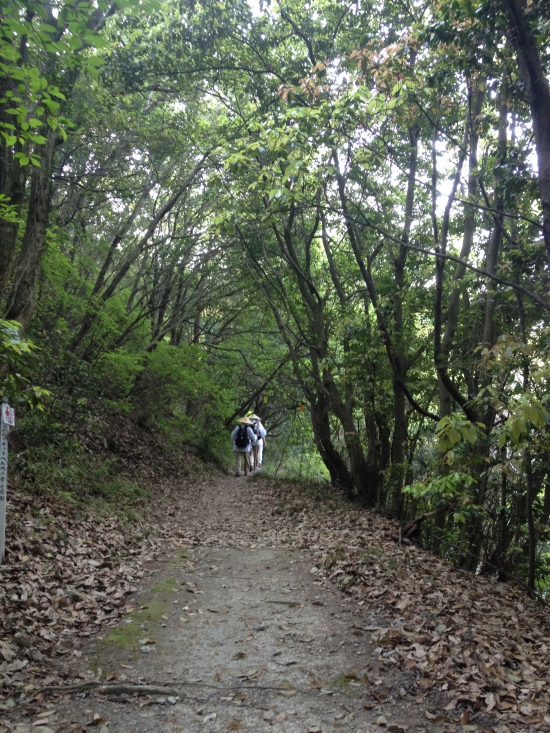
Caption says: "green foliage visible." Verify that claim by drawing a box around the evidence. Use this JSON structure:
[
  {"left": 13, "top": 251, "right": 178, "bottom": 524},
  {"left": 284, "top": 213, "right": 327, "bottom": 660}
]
[
  {"left": 2, "top": 0, "right": 550, "bottom": 594},
  {"left": 0, "top": 319, "right": 50, "bottom": 408},
  {"left": 404, "top": 471, "right": 474, "bottom": 504},
  {"left": 403, "top": 472, "right": 476, "bottom": 530},
  {"left": 499, "top": 396, "right": 550, "bottom": 450},
  {"left": 0, "top": 194, "right": 20, "bottom": 223},
  {"left": 262, "top": 414, "right": 330, "bottom": 485},
  {"left": 97, "top": 350, "right": 145, "bottom": 398},
  {"left": 129, "top": 343, "right": 234, "bottom": 453},
  {"left": 436, "top": 414, "right": 485, "bottom": 466}
]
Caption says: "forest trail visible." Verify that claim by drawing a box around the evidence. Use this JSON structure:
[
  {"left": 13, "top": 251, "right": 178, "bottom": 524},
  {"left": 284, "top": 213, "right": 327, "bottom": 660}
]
[{"left": 3, "top": 474, "right": 550, "bottom": 733}]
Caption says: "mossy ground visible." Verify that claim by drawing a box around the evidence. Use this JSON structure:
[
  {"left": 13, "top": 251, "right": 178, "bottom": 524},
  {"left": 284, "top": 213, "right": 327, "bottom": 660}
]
[{"left": 103, "top": 577, "right": 179, "bottom": 650}]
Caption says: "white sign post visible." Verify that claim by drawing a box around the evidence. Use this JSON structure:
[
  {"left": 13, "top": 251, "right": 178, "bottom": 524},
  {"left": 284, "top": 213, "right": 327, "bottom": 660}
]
[{"left": 0, "top": 401, "right": 14, "bottom": 564}]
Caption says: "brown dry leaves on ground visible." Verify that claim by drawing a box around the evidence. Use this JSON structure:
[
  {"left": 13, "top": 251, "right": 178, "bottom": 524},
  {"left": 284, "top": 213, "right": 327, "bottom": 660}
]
[
  {"left": 1, "top": 472, "right": 550, "bottom": 733},
  {"left": 173, "top": 478, "right": 550, "bottom": 732},
  {"left": 0, "top": 472, "right": 201, "bottom": 718},
  {"left": 261, "top": 481, "right": 550, "bottom": 733}
]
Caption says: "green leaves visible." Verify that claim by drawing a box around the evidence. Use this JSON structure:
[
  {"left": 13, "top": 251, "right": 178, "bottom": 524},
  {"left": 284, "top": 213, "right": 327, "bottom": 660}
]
[
  {"left": 498, "top": 397, "right": 550, "bottom": 449},
  {"left": 436, "top": 414, "right": 481, "bottom": 454},
  {"left": 0, "top": 195, "right": 20, "bottom": 224},
  {"left": 403, "top": 471, "right": 475, "bottom": 503},
  {"left": 0, "top": 321, "right": 49, "bottom": 409},
  {"left": 0, "top": 0, "right": 115, "bottom": 154}
]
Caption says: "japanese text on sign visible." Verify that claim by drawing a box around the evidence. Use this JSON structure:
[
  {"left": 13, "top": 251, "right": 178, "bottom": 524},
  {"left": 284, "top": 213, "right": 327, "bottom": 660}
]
[
  {"left": 2, "top": 405, "right": 14, "bottom": 427},
  {"left": 0, "top": 434, "right": 6, "bottom": 503}
]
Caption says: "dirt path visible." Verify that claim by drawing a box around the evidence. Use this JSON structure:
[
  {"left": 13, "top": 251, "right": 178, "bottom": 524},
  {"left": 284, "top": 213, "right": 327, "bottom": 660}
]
[
  {"left": 7, "top": 473, "right": 548, "bottom": 733},
  {"left": 6, "top": 475, "right": 420, "bottom": 733}
]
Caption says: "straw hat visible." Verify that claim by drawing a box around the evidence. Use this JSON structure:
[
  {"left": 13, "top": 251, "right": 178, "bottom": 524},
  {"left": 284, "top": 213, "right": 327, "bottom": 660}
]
[
  {"left": 249, "top": 414, "right": 262, "bottom": 421},
  {"left": 237, "top": 416, "right": 253, "bottom": 425}
]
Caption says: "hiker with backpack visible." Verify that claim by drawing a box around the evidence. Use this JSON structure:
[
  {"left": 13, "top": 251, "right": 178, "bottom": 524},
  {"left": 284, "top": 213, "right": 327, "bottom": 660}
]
[
  {"left": 249, "top": 414, "right": 266, "bottom": 470},
  {"left": 231, "top": 417, "right": 256, "bottom": 477}
]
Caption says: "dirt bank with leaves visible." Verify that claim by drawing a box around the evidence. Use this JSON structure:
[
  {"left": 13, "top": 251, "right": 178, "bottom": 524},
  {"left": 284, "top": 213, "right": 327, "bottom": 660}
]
[{"left": 1, "top": 475, "right": 550, "bottom": 733}]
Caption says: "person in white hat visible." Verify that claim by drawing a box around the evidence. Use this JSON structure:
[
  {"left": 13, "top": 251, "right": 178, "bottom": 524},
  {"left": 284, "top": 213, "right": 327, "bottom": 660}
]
[
  {"left": 230, "top": 417, "right": 255, "bottom": 477},
  {"left": 249, "top": 414, "right": 266, "bottom": 470}
]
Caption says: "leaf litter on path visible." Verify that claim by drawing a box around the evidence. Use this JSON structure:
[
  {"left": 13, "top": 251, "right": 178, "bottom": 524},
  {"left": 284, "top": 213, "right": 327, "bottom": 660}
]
[
  {"left": 169, "top": 476, "right": 550, "bottom": 732},
  {"left": 1, "top": 473, "right": 550, "bottom": 733}
]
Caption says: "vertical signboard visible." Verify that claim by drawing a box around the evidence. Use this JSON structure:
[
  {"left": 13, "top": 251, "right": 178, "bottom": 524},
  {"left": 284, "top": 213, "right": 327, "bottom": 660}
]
[{"left": 0, "top": 402, "right": 14, "bottom": 564}]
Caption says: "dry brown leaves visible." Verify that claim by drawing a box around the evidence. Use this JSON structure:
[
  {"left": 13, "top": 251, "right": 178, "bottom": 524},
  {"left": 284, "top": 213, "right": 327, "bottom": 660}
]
[
  {"left": 0, "top": 414, "right": 208, "bottom": 718},
  {"left": 2, "top": 471, "right": 550, "bottom": 733},
  {"left": 259, "top": 481, "right": 550, "bottom": 733},
  {"left": 0, "top": 476, "right": 196, "bottom": 719},
  {"left": 171, "top": 478, "right": 550, "bottom": 732}
]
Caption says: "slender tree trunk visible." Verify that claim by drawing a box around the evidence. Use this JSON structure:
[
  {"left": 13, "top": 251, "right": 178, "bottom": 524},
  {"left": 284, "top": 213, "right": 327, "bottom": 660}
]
[
  {"left": 4, "top": 128, "right": 57, "bottom": 328},
  {"left": 516, "top": 275, "right": 537, "bottom": 591},
  {"left": 442, "top": 86, "right": 484, "bottom": 355},
  {"left": 71, "top": 158, "right": 206, "bottom": 351},
  {"left": 323, "top": 370, "right": 376, "bottom": 506},
  {"left": 434, "top": 102, "right": 469, "bottom": 423},
  {"left": 0, "top": 104, "right": 27, "bottom": 297},
  {"left": 277, "top": 206, "right": 377, "bottom": 503},
  {"left": 192, "top": 310, "right": 202, "bottom": 344},
  {"left": 495, "top": 450, "right": 509, "bottom": 576},
  {"left": 310, "top": 392, "right": 353, "bottom": 494},
  {"left": 435, "top": 84, "right": 484, "bottom": 423},
  {"left": 482, "top": 98, "right": 507, "bottom": 351},
  {"left": 525, "top": 448, "right": 536, "bottom": 592},
  {"left": 504, "top": 0, "right": 550, "bottom": 268},
  {"left": 433, "top": 85, "right": 484, "bottom": 552},
  {"left": 540, "top": 473, "right": 550, "bottom": 526},
  {"left": 0, "top": 11, "right": 32, "bottom": 299},
  {"left": 390, "top": 126, "right": 419, "bottom": 517},
  {"left": 461, "top": 100, "right": 509, "bottom": 566},
  {"left": 256, "top": 278, "right": 352, "bottom": 494},
  {"left": 435, "top": 384, "right": 452, "bottom": 551},
  {"left": 318, "top": 204, "right": 370, "bottom": 497}
]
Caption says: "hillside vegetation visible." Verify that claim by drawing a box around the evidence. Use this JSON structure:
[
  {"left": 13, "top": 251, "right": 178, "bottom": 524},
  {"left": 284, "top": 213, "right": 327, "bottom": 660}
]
[{"left": 0, "top": 0, "right": 550, "bottom": 596}]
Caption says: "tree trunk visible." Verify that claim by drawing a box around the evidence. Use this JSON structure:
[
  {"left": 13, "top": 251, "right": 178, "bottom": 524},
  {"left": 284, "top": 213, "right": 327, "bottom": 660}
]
[
  {"left": 71, "top": 158, "right": 206, "bottom": 351},
  {"left": 435, "top": 84, "right": 483, "bottom": 423},
  {"left": 525, "top": 449, "right": 536, "bottom": 592},
  {"left": 482, "top": 98, "right": 507, "bottom": 351},
  {"left": 442, "top": 86, "right": 484, "bottom": 356},
  {"left": 310, "top": 392, "right": 353, "bottom": 494},
  {"left": 434, "top": 102, "right": 469, "bottom": 425},
  {"left": 504, "top": 0, "right": 550, "bottom": 268},
  {"left": 390, "top": 125, "right": 419, "bottom": 517},
  {"left": 516, "top": 274, "right": 536, "bottom": 592},
  {"left": 324, "top": 370, "right": 377, "bottom": 506},
  {"left": 365, "top": 408, "right": 386, "bottom": 506},
  {"left": 0, "top": 94, "right": 27, "bottom": 298},
  {"left": 0, "top": 15, "right": 31, "bottom": 299},
  {"left": 540, "top": 472, "right": 550, "bottom": 526},
  {"left": 491, "top": 450, "right": 509, "bottom": 577},
  {"left": 4, "top": 128, "right": 57, "bottom": 328}
]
